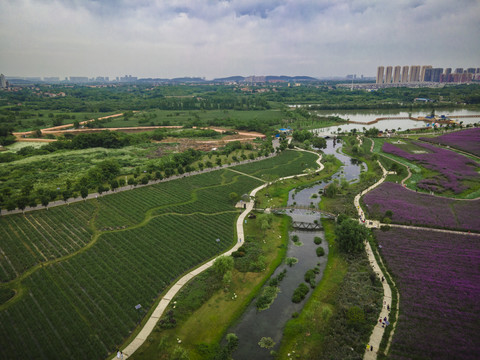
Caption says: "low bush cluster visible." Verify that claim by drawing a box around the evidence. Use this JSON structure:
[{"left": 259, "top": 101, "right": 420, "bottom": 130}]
[
  {"left": 292, "top": 283, "right": 310, "bottom": 303},
  {"left": 316, "top": 247, "right": 325, "bottom": 257}
]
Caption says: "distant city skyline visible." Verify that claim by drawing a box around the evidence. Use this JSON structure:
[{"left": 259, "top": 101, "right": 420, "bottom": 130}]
[
  {"left": 376, "top": 65, "right": 480, "bottom": 84},
  {"left": 1, "top": 1, "right": 480, "bottom": 79}
]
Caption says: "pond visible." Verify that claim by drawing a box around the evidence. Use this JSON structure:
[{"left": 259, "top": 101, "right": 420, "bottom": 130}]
[
  {"left": 311, "top": 108, "right": 480, "bottom": 134},
  {"left": 227, "top": 140, "right": 362, "bottom": 359}
]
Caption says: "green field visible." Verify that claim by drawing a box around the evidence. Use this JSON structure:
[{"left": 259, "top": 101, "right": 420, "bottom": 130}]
[
  {"left": 101, "top": 109, "right": 285, "bottom": 129},
  {"left": 0, "top": 149, "right": 317, "bottom": 359},
  {"left": 231, "top": 149, "right": 319, "bottom": 178},
  {"left": 0, "top": 202, "right": 95, "bottom": 282}
]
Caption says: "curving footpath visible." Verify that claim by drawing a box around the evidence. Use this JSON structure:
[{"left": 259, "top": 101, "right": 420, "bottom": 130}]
[
  {"left": 355, "top": 158, "right": 480, "bottom": 359},
  {"left": 119, "top": 148, "right": 323, "bottom": 359},
  {"left": 354, "top": 161, "right": 399, "bottom": 360}
]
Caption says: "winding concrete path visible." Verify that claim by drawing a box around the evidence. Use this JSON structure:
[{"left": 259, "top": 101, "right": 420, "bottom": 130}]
[
  {"left": 353, "top": 160, "right": 398, "bottom": 360},
  {"left": 119, "top": 148, "right": 323, "bottom": 359}
]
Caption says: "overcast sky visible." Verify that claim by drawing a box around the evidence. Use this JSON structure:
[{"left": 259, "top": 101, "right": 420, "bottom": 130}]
[{"left": 1, "top": 0, "right": 479, "bottom": 79}]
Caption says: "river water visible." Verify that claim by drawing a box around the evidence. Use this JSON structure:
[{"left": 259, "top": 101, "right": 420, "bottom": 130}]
[
  {"left": 228, "top": 140, "right": 362, "bottom": 359},
  {"left": 311, "top": 108, "right": 480, "bottom": 134}
]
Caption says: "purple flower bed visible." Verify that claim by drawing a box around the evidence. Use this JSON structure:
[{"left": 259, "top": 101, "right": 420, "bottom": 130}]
[
  {"left": 375, "top": 228, "right": 480, "bottom": 359},
  {"left": 363, "top": 182, "right": 480, "bottom": 232},
  {"left": 420, "top": 127, "right": 480, "bottom": 157},
  {"left": 382, "top": 141, "right": 480, "bottom": 194}
]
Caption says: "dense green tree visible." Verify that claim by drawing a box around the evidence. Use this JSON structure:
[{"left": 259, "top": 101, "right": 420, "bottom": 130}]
[
  {"left": 311, "top": 136, "right": 327, "bottom": 149},
  {"left": 80, "top": 187, "right": 88, "bottom": 200},
  {"left": 213, "top": 256, "right": 234, "bottom": 277},
  {"left": 109, "top": 179, "right": 119, "bottom": 191},
  {"left": 17, "top": 196, "right": 29, "bottom": 212},
  {"left": 335, "top": 218, "right": 368, "bottom": 254},
  {"left": 292, "top": 129, "right": 313, "bottom": 143},
  {"left": 62, "top": 190, "right": 72, "bottom": 202}
]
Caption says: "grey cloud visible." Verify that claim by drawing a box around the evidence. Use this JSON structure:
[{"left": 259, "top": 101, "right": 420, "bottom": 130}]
[{"left": 1, "top": 0, "right": 479, "bottom": 78}]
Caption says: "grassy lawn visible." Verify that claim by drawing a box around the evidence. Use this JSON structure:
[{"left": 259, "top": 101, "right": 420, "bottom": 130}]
[
  {"left": 101, "top": 109, "right": 286, "bottom": 128},
  {"left": 11, "top": 110, "right": 119, "bottom": 132}
]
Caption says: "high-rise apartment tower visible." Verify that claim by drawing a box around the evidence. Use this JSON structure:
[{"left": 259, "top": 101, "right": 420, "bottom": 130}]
[
  {"left": 393, "top": 66, "right": 401, "bottom": 83},
  {"left": 0, "top": 74, "right": 6, "bottom": 89},
  {"left": 376, "top": 66, "right": 385, "bottom": 84},
  {"left": 401, "top": 66, "right": 409, "bottom": 83},
  {"left": 385, "top": 66, "right": 393, "bottom": 84},
  {"left": 409, "top": 65, "right": 421, "bottom": 82}
]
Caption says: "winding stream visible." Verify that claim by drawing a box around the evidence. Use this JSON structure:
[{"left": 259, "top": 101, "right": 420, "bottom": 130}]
[{"left": 228, "top": 140, "right": 363, "bottom": 359}]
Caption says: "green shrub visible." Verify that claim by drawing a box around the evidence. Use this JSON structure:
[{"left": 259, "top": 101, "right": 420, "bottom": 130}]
[
  {"left": 316, "top": 247, "right": 325, "bottom": 257},
  {"left": 292, "top": 283, "right": 309, "bottom": 303},
  {"left": 314, "top": 236, "right": 322, "bottom": 245},
  {"left": 304, "top": 269, "right": 316, "bottom": 288},
  {"left": 285, "top": 257, "right": 298, "bottom": 267},
  {"left": 380, "top": 225, "right": 390, "bottom": 232},
  {"left": 256, "top": 286, "right": 280, "bottom": 311}
]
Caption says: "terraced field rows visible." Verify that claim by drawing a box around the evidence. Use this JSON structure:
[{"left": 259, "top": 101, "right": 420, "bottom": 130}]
[
  {"left": 0, "top": 213, "right": 238, "bottom": 359},
  {"left": 0, "top": 150, "right": 319, "bottom": 359},
  {"left": 232, "top": 149, "right": 318, "bottom": 178},
  {"left": 0, "top": 202, "right": 95, "bottom": 282}
]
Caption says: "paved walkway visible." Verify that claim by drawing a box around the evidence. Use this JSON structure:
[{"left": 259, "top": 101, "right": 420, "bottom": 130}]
[
  {"left": 363, "top": 241, "right": 395, "bottom": 359},
  {"left": 119, "top": 148, "right": 323, "bottom": 359},
  {"left": 353, "top": 160, "right": 398, "bottom": 360}
]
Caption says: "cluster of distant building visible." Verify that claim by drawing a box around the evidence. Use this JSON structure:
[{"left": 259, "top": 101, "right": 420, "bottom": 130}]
[
  {"left": 1, "top": 74, "right": 138, "bottom": 85},
  {"left": 376, "top": 65, "right": 480, "bottom": 85},
  {"left": 0, "top": 74, "right": 324, "bottom": 87}
]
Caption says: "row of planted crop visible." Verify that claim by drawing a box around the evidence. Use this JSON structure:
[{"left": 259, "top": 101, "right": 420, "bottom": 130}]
[
  {"left": 382, "top": 140, "right": 479, "bottom": 195},
  {"left": 0, "top": 203, "right": 95, "bottom": 282},
  {"left": 95, "top": 170, "right": 229, "bottom": 228},
  {"left": 232, "top": 150, "right": 316, "bottom": 177},
  {"left": 0, "top": 151, "right": 322, "bottom": 357},
  {"left": 363, "top": 182, "right": 480, "bottom": 232},
  {"left": 0, "top": 170, "right": 244, "bottom": 284},
  {"left": 374, "top": 227, "right": 479, "bottom": 360},
  {"left": 0, "top": 213, "right": 237, "bottom": 359}
]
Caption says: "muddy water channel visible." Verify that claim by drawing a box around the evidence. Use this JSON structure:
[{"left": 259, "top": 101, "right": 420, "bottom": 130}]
[{"left": 228, "top": 140, "right": 362, "bottom": 359}]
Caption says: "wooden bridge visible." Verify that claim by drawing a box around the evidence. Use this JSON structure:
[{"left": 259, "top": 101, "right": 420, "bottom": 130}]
[
  {"left": 270, "top": 206, "right": 336, "bottom": 219},
  {"left": 292, "top": 221, "right": 323, "bottom": 230}
]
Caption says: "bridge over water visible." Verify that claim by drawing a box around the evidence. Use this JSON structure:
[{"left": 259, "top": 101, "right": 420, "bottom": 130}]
[
  {"left": 269, "top": 206, "right": 337, "bottom": 219},
  {"left": 291, "top": 221, "right": 323, "bottom": 230}
]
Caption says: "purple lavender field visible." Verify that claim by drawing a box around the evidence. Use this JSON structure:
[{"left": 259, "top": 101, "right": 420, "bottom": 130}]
[
  {"left": 375, "top": 227, "right": 480, "bottom": 360},
  {"left": 363, "top": 182, "right": 480, "bottom": 232},
  {"left": 420, "top": 127, "right": 480, "bottom": 157},
  {"left": 382, "top": 141, "right": 479, "bottom": 194}
]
